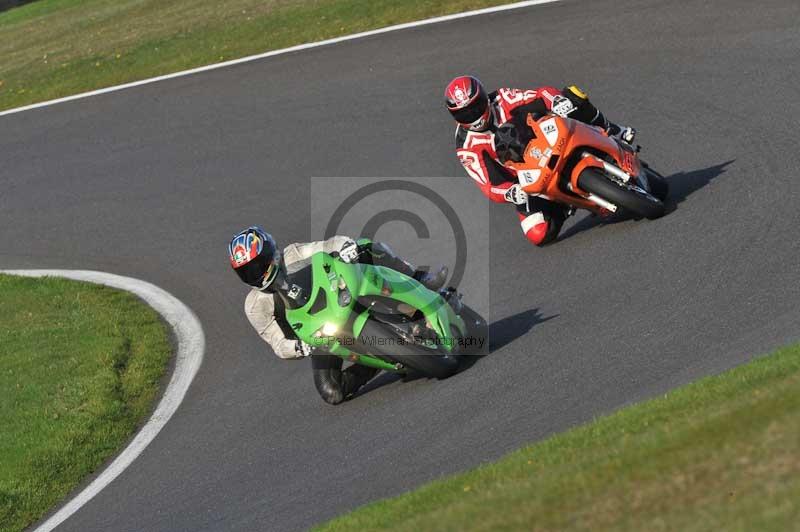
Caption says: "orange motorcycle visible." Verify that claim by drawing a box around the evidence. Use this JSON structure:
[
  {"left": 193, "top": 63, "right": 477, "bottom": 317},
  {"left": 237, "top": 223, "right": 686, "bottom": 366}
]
[{"left": 495, "top": 112, "right": 668, "bottom": 219}]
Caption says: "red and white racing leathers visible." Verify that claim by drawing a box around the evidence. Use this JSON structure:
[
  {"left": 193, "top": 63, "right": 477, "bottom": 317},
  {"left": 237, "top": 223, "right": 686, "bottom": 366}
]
[{"left": 454, "top": 85, "right": 613, "bottom": 246}]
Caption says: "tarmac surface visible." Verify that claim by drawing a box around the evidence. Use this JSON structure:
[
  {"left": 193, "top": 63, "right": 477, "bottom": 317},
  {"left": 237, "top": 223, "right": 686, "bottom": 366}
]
[{"left": 2, "top": 0, "right": 799, "bottom": 529}]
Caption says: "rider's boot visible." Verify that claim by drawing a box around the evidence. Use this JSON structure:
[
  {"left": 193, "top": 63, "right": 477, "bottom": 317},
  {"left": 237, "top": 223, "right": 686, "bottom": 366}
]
[
  {"left": 560, "top": 85, "right": 636, "bottom": 145},
  {"left": 413, "top": 265, "right": 449, "bottom": 291},
  {"left": 367, "top": 242, "right": 448, "bottom": 291},
  {"left": 606, "top": 122, "right": 637, "bottom": 144}
]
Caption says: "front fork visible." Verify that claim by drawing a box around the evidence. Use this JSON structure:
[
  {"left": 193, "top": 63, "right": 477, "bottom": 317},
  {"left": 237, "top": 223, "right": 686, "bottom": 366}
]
[
  {"left": 326, "top": 334, "right": 406, "bottom": 372},
  {"left": 573, "top": 151, "right": 652, "bottom": 211},
  {"left": 340, "top": 352, "right": 403, "bottom": 372},
  {"left": 328, "top": 291, "right": 467, "bottom": 370}
]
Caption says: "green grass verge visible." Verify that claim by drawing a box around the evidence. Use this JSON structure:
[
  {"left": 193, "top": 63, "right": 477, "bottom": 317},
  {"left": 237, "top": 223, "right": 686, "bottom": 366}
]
[
  {"left": 0, "top": 0, "right": 518, "bottom": 112},
  {"left": 0, "top": 274, "right": 171, "bottom": 532},
  {"left": 316, "top": 345, "right": 800, "bottom": 531}
]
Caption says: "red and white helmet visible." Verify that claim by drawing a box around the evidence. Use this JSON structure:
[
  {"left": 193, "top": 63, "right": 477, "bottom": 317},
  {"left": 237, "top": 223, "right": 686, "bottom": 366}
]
[{"left": 445, "top": 75, "right": 492, "bottom": 131}]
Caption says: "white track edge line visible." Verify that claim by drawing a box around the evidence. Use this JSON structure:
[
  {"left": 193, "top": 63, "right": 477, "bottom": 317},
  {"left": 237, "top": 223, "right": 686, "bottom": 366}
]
[
  {"left": 1, "top": 270, "right": 205, "bottom": 532},
  {"left": 0, "top": 0, "right": 562, "bottom": 118}
]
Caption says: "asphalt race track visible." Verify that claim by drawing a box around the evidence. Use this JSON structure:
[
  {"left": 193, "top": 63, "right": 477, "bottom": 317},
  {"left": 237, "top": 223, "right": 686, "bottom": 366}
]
[{"left": 3, "top": 0, "right": 800, "bottom": 530}]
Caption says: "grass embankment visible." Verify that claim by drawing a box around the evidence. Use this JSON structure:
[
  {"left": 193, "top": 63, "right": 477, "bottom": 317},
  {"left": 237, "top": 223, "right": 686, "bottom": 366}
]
[
  {"left": 317, "top": 345, "right": 800, "bottom": 531},
  {"left": 0, "top": 275, "right": 171, "bottom": 532},
  {"left": 0, "top": 0, "right": 518, "bottom": 112}
]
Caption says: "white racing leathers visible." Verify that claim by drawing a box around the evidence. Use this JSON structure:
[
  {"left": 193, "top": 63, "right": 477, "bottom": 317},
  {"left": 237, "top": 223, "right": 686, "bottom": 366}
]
[{"left": 244, "top": 236, "right": 351, "bottom": 359}]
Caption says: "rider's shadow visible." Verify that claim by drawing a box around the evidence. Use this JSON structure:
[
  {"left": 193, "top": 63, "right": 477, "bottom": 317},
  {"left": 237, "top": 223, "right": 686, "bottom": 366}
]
[
  {"left": 354, "top": 307, "right": 558, "bottom": 398},
  {"left": 558, "top": 160, "right": 735, "bottom": 242}
]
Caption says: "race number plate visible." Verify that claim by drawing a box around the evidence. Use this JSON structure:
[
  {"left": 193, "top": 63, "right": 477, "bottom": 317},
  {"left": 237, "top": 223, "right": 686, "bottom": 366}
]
[{"left": 551, "top": 95, "right": 575, "bottom": 117}]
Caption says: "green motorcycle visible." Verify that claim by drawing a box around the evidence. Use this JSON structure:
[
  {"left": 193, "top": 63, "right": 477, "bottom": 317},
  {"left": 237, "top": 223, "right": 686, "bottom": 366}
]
[{"left": 281, "top": 247, "right": 487, "bottom": 379}]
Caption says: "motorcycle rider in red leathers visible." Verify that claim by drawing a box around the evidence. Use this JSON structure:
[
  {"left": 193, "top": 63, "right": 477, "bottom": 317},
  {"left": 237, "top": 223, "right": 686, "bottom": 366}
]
[{"left": 445, "top": 76, "right": 636, "bottom": 246}]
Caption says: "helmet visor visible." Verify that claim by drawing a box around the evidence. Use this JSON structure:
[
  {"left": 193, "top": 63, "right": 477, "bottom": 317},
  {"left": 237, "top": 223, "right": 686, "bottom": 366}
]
[
  {"left": 235, "top": 254, "right": 276, "bottom": 287},
  {"left": 451, "top": 100, "right": 489, "bottom": 125}
]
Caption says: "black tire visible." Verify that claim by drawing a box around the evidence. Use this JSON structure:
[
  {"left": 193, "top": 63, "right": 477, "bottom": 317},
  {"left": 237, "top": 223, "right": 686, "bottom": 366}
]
[
  {"left": 357, "top": 319, "right": 459, "bottom": 379},
  {"left": 458, "top": 304, "right": 489, "bottom": 355},
  {"left": 577, "top": 167, "right": 666, "bottom": 220},
  {"left": 641, "top": 162, "right": 669, "bottom": 201}
]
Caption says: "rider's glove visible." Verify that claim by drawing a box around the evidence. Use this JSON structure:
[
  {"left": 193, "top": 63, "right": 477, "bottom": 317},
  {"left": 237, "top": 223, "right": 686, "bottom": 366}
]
[
  {"left": 295, "top": 341, "right": 314, "bottom": 358},
  {"left": 338, "top": 239, "right": 361, "bottom": 264},
  {"left": 504, "top": 184, "right": 528, "bottom": 205}
]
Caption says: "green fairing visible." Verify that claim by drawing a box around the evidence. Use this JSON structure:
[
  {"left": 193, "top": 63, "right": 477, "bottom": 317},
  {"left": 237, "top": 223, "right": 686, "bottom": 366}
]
[{"left": 284, "top": 252, "right": 466, "bottom": 371}]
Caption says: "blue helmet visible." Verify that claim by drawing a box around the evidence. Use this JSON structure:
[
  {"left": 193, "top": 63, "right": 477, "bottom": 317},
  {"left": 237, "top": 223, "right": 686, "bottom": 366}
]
[{"left": 228, "top": 226, "right": 281, "bottom": 289}]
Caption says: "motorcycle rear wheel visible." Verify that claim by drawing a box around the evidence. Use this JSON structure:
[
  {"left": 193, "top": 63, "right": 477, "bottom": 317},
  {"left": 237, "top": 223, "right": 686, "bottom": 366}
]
[
  {"left": 358, "top": 319, "right": 459, "bottom": 379},
  {"left": 578, "top": 167, "right": 666, "bottom": 220}
]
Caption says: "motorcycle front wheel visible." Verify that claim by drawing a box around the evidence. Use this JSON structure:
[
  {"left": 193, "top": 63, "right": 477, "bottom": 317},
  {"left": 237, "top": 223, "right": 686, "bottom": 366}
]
[
  {"left": 578, "top": 167, "right": 666, "bottom": 220},
  {"left": 458, "top": 304, "right": 489, "bottom": 355},
  {"left": 357, "top": 319, "right": 459, "bottom": 379},
  {"left": 641, "top": 162, "right": 670, "bottom": 201}
]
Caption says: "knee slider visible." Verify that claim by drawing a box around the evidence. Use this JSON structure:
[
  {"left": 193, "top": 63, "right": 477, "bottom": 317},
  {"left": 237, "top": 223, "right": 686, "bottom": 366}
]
[
  {"left": 519, "top": 212, "right": 548, "bottom": 245},
  {"left": 313, "top": 369, "right": 346, "bottom": 404}
]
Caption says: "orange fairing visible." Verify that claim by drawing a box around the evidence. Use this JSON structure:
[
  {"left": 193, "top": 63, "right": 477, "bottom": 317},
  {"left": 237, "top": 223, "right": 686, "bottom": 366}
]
[
  {"left": 620, "top": 145, "right": 642, "bottom": 176},
  {"left": 504, "top": 113, "right": 635, "bottom": 215}
]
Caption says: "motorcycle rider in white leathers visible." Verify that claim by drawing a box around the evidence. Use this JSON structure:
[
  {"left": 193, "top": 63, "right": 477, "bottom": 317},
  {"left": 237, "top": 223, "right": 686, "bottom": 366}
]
[{"left": 228, "top": 227, "right": 447, "bottom": 404}]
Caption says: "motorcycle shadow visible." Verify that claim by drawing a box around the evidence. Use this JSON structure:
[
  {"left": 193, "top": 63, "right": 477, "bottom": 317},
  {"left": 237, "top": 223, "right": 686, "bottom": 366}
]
[
  {"left": 459, "top": 307, "right": 558, "bottom": 372},
  {"left": 354, "top": 308, "right": 557, "bottom": 398},
  {"left": 558, "top": 160, "right": 734, "bottom": 242}
]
